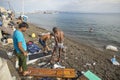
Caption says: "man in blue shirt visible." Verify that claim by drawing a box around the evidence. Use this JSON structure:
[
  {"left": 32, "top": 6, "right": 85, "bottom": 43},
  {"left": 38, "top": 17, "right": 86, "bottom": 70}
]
[{"left": 13, "top": 22, "right": 30, "bottom": 76}]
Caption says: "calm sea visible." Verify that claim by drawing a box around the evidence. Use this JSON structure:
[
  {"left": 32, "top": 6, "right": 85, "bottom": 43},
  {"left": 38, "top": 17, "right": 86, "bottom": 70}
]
[{"left": 26, "top": 13, "right": 120, "bottom": 49}]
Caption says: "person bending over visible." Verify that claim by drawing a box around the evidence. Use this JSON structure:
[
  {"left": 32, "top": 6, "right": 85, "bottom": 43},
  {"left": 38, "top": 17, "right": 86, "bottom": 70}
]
[{"left": 39, "top": 33, "right": 53, "bottom": 52}]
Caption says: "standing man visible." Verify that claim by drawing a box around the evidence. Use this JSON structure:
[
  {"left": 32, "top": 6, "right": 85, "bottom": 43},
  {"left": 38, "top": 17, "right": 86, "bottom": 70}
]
[
  {"left": 13, "top": 22, "right": 30, "bottom": 76},
  {"left": 52, "top": 27, "right": 64, "bottom": 62}
]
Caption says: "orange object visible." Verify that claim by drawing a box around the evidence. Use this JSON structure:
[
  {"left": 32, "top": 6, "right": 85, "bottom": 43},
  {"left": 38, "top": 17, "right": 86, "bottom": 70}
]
[{"left": 28, "top": 67, "right": 76, "bottom": 78}]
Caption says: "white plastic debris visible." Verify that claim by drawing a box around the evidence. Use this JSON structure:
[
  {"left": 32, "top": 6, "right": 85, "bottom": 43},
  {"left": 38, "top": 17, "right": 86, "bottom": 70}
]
[
  {"left": 106, "top": 45, "right": 118, "bottom": 52},
  {"left": 38, "top": 62, "right": 46, "bottom": 66},
  {"left": 111, "top": 55, "right": 120, "bottom": 66},
  {"left": 86, "top": 63, "right": 92, "bottom": 66},
  {"left": 93, "top": 62, "right": 96, "bottom": 66},
  {"left": 7, "top": 52, "right": 13, "bottom": 58},
  {"left": 84, "top": 63, "right": 92, "bottom": 67},
  {"left": 53, "top": 63, "right": 65, "bottom": 69},
  {"left": 81, "top": 71, "right": 85, "bottom": 74}
]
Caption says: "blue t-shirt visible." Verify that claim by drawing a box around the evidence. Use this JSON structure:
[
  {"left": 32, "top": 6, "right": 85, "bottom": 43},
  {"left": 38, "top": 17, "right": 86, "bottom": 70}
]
[{"left": 13, "top": 30, "right": 27, "bottom": 53}]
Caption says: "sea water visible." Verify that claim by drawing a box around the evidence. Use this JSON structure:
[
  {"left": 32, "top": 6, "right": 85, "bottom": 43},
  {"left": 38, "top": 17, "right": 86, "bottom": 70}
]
[{"left": 26, "top": 13, "right": 120, "bottom": 49}]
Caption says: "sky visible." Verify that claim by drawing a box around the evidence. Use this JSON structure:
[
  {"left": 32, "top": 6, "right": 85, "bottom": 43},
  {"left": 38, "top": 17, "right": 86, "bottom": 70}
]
[{"left": 0, "top": 0, "right": 120, "bottom": 13}]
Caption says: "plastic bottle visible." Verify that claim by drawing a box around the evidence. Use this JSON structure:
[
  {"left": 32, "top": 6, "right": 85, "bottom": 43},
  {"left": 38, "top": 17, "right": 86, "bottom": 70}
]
[{"left": 111, "top": 55, "right": 116, "bottom": 63}]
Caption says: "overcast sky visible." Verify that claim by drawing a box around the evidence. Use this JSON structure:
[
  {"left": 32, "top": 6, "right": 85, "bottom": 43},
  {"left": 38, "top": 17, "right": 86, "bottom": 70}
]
[{"left": 0, "top": 0, "right": 120, "bottom": 13}]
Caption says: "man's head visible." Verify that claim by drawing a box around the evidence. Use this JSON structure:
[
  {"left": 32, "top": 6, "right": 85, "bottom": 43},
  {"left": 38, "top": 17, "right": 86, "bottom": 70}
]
[
  {"left": 18, "top": 22, "right": 29, "bottom": 32},
  {"left": 52, "top": 27, "right": 58, "bottom": 33}
]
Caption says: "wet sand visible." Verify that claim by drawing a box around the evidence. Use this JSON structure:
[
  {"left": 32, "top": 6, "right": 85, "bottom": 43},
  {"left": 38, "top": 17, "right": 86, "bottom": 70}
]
[{"left": 0, "top": 23, "right": 120, "bottom": 80}]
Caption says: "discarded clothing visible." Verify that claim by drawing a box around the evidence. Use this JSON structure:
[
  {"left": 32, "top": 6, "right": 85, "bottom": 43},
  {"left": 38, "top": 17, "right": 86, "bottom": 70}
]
[
  {"left": 39, "top": 38, "right": 46, "bottom": 47},
  {"left": 106, "top": 45, "right": 118, "bottom": 52},
  {"left": 27, "top": 41, "right": 41, "bottom": 53},
  {"left": 111, "top": 57, "right": 120, "bottom": 65}
]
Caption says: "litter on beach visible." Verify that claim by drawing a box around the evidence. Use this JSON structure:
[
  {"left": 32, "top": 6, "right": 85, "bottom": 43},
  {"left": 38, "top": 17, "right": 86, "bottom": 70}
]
[
  {"left": 7, "top": 52, "right": 13, "bottom": 58},
  {"left": 38, "top": 62, "right": 47, "bottom": 66},
  {"left": 84, "top": 62, "right": 96, "bottom": 67},
  {"left": 111, "top": 56, "right": 120, "bottom": 66},
  {"left": 83, "top": 70, "right": 101, "bottom": 80},
  {"left": 106, "top": 45, "right": 118, "bottom": 52},
  {"left": 27, "top": 41, "right": 41, "bottom": 54},
  {"left": 53, "top": 63, "right": 65, "bottom": 69}
]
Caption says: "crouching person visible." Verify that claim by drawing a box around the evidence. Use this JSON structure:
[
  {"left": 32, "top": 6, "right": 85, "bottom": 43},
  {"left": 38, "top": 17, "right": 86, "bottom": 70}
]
[
  {"left": 39, "top": 33, "right": 54, "bottom": 53},
  {"left": 13, "top": 22, "right": 30, "bottom": 76}
]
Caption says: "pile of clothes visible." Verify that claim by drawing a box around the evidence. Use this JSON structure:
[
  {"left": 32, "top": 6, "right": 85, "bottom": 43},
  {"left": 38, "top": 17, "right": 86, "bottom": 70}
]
[{"left": 27, "top": 41, "right": 41, "bottom": 54}]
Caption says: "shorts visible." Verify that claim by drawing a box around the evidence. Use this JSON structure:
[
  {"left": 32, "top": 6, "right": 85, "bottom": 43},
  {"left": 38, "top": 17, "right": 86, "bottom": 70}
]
[
  {"left": 56, "top": 43, "right": 64, "bottom": 49},
  {"left": 39, "top": 38, "right": 46, "bottom": 47}
]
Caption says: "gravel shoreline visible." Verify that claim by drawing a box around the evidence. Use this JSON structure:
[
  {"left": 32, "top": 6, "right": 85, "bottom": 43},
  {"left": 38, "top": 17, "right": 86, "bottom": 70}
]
[{"left": 0, "top": 23, "right": 120, "bottom": 80}]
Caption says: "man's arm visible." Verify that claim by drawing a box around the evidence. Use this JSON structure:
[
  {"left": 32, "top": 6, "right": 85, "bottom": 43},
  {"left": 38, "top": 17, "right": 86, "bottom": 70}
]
[
  {"left": 18, "top": 42, "right": 27, "bottom": 56},
  {"left": 62, "top": 32, "right": 64, "bottom": 42}
]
